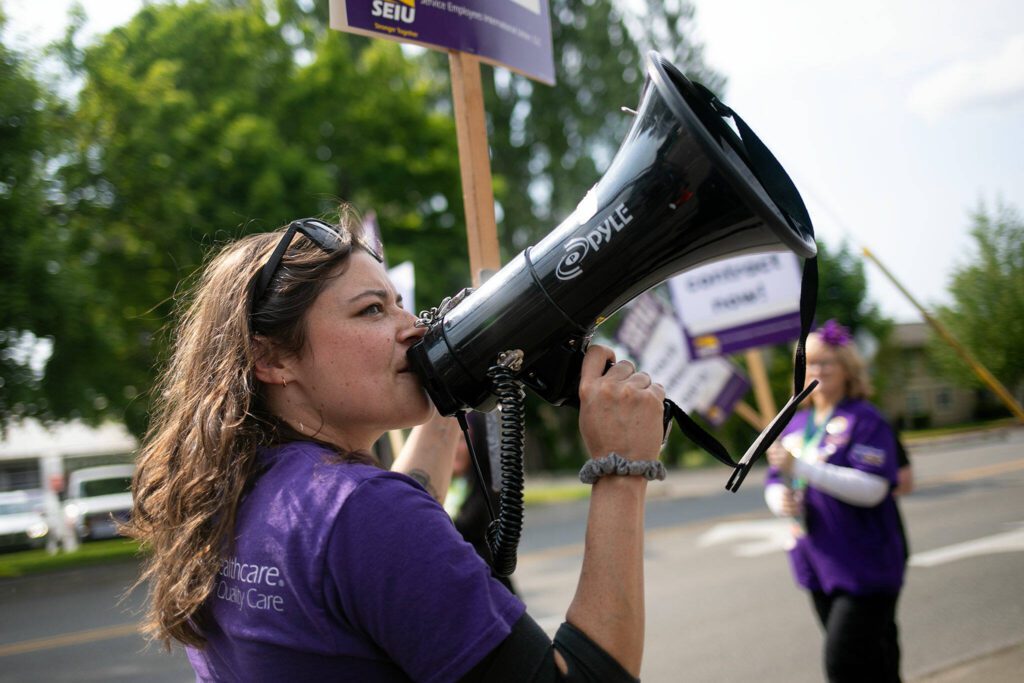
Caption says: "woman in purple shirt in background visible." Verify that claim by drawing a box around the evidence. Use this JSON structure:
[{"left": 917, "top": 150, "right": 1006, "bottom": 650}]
[
  {"left": 125, "top": 209, "right": 666, "bottom": 682},
  {"left": 765, "top": 320, "right": 905, "bottom": 682}
]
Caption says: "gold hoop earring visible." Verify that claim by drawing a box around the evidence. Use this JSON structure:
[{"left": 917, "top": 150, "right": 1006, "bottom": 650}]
[{"left": 281, "top": 378, "right": 288, "bottom": 388}]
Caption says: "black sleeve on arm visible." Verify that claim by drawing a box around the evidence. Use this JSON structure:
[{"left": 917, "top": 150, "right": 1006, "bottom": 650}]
[
  {"left": 458, "top": 614, "right": 639, "bottom": 683},
  {"left": 552, "top": 622, "right": 640, "bottom": 683},
  {"left": 895, "top": 434, "right": 910, "bottom": 468}
]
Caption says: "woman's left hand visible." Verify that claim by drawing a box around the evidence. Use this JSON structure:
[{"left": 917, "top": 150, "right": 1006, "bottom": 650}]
[{"left": 392, "top": 413, "right": 462, "bottom": 503}]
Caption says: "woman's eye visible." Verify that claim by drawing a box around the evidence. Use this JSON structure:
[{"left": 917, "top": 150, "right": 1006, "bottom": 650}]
[{"left": 360, "top": 303, "right": 385, "bottom": 316}]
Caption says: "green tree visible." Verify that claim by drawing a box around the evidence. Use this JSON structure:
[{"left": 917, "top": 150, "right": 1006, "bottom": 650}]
[
  {"left": 7, "top": 0, "right": 465, "bottom": 434},
  {"left": 928, "top": 202, "right": 1024, "bottom": 403},
  {"left": 813, "top": 240, "right": 889, "bottom": 339},
  {"left": 276, "top": 24, "right": 466, "bottom": 292},
  {"left": 0, "top": 9, "right": 71, "bottom": 426},
  {"left": 47, "top": 1, "right": 329, "bottom": 434}
]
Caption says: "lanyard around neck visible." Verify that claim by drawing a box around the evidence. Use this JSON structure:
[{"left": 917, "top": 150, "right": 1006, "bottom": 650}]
[{"left": 802, "top": 409, "right": 834, "bottom": 453}]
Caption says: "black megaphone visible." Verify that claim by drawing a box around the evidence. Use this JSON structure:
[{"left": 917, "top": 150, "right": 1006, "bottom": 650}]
[{"left": 408, "top": 52, "right": 816, "bottom": 415}]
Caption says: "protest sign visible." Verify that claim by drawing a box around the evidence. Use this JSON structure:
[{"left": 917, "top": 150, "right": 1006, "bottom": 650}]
[
  {"left": 668, "top": 252, "right": 803, "bottom": 358},
  {"left": 330, "top": 0, "right": 555, "bottom": 84},
  {"left": 615, "top": 293, "right": 748, "bottom": 426}
]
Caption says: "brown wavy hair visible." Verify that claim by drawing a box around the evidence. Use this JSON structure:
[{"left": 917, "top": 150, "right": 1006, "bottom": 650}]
[{"left": 125, "top": 209, "right": 376, "bottom": 649}]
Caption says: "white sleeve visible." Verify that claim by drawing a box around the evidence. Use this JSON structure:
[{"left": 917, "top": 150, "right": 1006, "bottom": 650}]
[
  {"left": 764, "top": 483, "right": 790, "bottom": 517},
  {"left": 793, "top": 459, "right": 889, "bottom": 507}
]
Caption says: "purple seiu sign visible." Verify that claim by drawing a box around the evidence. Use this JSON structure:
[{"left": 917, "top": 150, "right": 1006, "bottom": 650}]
[{"left": 330, "top": 0, "right": 555, "bottom": 84}]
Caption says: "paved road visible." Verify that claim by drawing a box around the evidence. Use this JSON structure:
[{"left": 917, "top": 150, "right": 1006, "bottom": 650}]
[
  {"left": 0, "top": 560, "right": 194, "bottom": 682},
  {"left": 1, "top": 427, "right": 1021, "bottom": 681},
  {"left": 517, "top": 427, "right": 1024, "bottom": 681}
]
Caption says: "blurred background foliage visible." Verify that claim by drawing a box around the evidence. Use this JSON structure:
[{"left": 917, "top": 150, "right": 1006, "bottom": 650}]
[
  {"left": 1, "top": 0, "right": 1009, "bottom": 469},
  {"left": 928, "top": 203, "right": 1024, "bottom": 404}
]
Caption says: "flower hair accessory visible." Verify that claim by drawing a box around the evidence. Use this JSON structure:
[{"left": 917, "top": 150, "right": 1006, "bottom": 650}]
[{"left": 817, "top": 319, "right": 852, "bottom": 347}]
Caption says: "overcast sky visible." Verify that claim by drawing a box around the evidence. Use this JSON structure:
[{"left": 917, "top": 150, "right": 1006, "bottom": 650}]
[
  {"left": 5, "top": 0, "right": 1023, "bottom": 323},
  {"left": 686, "top": 0, "right": 1024, "bottom": 322}
]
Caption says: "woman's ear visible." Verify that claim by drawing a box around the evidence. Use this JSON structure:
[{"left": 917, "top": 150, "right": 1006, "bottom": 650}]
[{"left": 253, "top": 335, "right": 291, "bottom": 387}]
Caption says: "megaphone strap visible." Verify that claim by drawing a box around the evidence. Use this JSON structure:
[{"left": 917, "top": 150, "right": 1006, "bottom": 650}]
[
  {"left": 793, "top": 255, "right": 819, "bottom": 395},
  {"left": 688, "top": 81, "right": 819, "bottom": 395},
  {"left": 663, "top": 400, "right": 737, "bottom": 469},
  {"left": 663, "top": 378, "right": 820, "bottom": 493},
  {"left": 715, "top": 100, "right": 820, "bottom": 398},
  {"left": 726, "top": 379, "right": 819, "bottom": 492}
]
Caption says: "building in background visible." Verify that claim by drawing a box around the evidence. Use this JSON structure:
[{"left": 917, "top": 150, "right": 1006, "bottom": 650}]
[
  {"left": 878, "top": 323, "right": 978, "bottom": 430},
  {"left": 0, "top": 420, "right": 137, "bottom": 493}
]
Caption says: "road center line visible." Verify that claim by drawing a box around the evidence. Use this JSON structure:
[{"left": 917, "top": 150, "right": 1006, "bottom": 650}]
[{"left": 0, "top": 623, "right": 139, "bottom": 657}]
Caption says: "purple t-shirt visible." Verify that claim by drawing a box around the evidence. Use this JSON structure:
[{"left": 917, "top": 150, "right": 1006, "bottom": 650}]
[
  {"left": 766, "top": 399, "right": 905, "bottom": 595},
  {"left": 187, "top": 442, "right": 525, "bottom": 682}
]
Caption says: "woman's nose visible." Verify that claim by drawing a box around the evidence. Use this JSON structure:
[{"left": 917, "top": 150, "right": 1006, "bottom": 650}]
[{"left": 397, "top": 309, "right": 427, "bottom": 343}]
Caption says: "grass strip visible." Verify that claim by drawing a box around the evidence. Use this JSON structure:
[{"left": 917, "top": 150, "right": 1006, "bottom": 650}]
[
  {"left": 524, "top": 483, "right": 591, "bottom": 506},
  {"left": 0, "top": 538, "right": 146, "bottom": 579}
]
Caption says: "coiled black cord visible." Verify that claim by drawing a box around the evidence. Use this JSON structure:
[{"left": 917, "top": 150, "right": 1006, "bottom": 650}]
[{"left": 485, "top": 362, "right": 527, "bottom": 577}]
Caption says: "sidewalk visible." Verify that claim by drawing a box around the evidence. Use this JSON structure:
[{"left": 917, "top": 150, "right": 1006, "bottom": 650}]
[
  {"left": 910, "top": 641, "right": 1024, "bottom": 682},
  {"left": 903, "top": 422, "right": 1022, "bottom": 451}
]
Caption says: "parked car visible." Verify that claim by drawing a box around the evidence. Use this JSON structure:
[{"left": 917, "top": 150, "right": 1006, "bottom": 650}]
[
  {"left": 63, "top": 464, "right": 135, "bottom": 541},
  {"left": 0, "top": 489, "right": 49, "bottom": 552}
]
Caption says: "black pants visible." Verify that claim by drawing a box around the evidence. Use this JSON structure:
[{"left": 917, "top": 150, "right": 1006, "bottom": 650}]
[{"left": 811, "top": 591, "right": 901, "bottom": 683}]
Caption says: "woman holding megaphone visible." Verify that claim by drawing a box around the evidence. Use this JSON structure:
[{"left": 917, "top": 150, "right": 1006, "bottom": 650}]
[{"left": 126, "top": 209, "right": 666, "bottom": 682}]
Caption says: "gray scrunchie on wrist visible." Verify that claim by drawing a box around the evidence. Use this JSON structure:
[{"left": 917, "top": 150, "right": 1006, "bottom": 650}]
[{"left": 579, "top": 452, "right": 667, "bottom": 484}]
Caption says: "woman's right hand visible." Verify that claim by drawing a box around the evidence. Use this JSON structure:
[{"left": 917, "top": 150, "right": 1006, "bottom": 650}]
[
  {"left": 778, "top": 487, "right": 801, "bottom": 516},
  {"left": 767, "top": 441, "right": 794, "bottom": 475},
  {"left": 578, "top": 344, "right": 665, "bottom": 462}
]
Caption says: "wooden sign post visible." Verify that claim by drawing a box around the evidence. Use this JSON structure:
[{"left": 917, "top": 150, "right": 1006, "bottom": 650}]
[
  {"left": 448, "top": 51, "right": 503, "bottom": 287},
  {"left": 745, "top": 348, "right": 778, "bottom": 427}
]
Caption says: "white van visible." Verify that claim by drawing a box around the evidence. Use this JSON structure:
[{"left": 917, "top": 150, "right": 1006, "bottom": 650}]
[{"left": 63, "top": 464, "right": 135, "bottom": 541}]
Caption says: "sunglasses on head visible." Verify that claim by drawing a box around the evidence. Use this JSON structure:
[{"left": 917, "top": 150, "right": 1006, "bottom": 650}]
[{"left": 249, "top": 218, "right": 348, "bottom": 316}]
